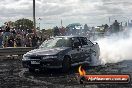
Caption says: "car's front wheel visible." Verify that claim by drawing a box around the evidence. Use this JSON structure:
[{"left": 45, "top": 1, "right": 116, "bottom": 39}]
[{"left": 62, "top": 56, "right": 71, "bottom": 72}]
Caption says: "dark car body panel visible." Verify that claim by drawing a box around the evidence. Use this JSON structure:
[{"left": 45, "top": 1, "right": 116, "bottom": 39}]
[{"left": 22, "top": 36, "right": 100, "bottom": 69}]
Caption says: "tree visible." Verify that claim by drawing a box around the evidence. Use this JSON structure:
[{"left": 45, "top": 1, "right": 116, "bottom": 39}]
[
  {"left": 3, "top": 21, "right": 15, "bottom": 28},
  {"left": 41, "top": 29, "right": 53, "bottom": 40},
  {"left": 14, "top": 18, "right": 33, "bottom": 29}
]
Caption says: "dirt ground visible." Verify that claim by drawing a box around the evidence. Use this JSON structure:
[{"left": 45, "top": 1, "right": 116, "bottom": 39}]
[{"left": 0, "top": 56, "right": 132, "bottom": 88}]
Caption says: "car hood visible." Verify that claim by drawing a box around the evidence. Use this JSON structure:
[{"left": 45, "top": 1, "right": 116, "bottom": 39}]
[{"left": 24, "top": 47, "right": 70, "bottom": 56}]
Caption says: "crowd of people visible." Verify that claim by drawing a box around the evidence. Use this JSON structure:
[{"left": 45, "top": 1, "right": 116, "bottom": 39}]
[
  {"left": 53, "top": 25, "right": 90, "bottom": 37},
  {"left": 0, "top": 20, "right": 124, "bottom": 48},
  {"left": 0, "top": 23, "right": 41, "bottom": 48}
]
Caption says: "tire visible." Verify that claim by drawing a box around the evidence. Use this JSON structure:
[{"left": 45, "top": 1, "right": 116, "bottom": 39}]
[
  {"left": 89, "top": 50, "right": 99, "bottom": 66},
  {"left": 29, "top": 68, "right": 35, "bottom": 73},
  {"left": 62, "top": 57, "right": 71, "bottom": 72}
]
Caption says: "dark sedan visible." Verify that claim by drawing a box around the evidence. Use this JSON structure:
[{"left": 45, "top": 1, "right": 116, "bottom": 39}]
[{"left": 22, "top": 36, "right": 100, "bottom": 72}]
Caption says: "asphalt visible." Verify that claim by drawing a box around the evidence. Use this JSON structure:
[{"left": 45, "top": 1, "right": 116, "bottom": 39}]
[{"left": 0, "top": 56, "right": 132, "bottom": 88}]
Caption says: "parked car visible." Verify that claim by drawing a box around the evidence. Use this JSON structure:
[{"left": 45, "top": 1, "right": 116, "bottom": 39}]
[{"left": 22, "top": 36, "right": 100, "bottom": 72}]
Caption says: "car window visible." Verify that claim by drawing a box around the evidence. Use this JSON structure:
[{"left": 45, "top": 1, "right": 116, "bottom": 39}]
[
  {"left": 39, "top": 37, "right": 72, "bottom": 48},
  {"left": 71, "top": 37, "right": 81, "bottom": 46},
  {"left": 72, "top": 37, "right": 80, "bottom": 43},
  {"left": 79, "top": 37, "right": 88, "bottom": 45}
]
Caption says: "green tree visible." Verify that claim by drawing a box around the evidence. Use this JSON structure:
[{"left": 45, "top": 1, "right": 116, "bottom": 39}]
[
  {"left": 14, "top": 18, "right": 33, "bottom": 29},
  {"left": 41, "top": 29, "right": 53, "bottom": 40}
]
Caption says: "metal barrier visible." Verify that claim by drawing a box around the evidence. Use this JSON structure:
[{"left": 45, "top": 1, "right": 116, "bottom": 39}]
[{"left": 0, "top": 47, "right": 35, "bottom": 56}]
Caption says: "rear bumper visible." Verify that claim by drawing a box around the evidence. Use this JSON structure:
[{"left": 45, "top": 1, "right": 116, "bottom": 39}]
[{"left": 22, "top": 59, "right": 62, "bottom": 69}]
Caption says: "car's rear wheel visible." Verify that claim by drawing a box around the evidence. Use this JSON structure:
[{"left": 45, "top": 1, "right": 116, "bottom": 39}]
[
  {"left": 89, "top": 50, "right": 98, "bottom": 66},
  {"left": 62, "top": 57, "right": 71, "bottom": 72},
  {"left": 29, "top": 68, "right": 35, "bottom": 73}
]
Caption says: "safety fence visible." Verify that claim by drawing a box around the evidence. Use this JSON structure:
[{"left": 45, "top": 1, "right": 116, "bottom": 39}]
[{"left": 0, "top": 47, "right": 35, "bottom": 56}]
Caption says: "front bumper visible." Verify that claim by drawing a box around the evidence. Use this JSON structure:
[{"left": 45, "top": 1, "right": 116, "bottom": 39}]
[{"left": 22, "top": 59, "right": 62, "bottom": 69}]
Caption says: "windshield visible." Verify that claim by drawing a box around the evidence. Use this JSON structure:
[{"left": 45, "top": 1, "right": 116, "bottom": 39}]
[{"left": 39, "top": 37, "right": 72, "bottom": 48}]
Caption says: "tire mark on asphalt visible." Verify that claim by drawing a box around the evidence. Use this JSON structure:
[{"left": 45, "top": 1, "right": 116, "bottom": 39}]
[
  {"left": 19, "top": 69, "right": 59, "bottom": 86},
  {"left": 18, "top": 68, "right": 99, "bottom": 88}
]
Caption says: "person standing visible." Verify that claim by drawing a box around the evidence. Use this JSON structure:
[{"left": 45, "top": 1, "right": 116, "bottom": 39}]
[
  {"left": 7, "top": 35, "right": 14, "bottom": 47},
  {"left": 53, "top": 26, "right": 60, "bottom": 36},
  {"left": 4, "top": 23, "right": 11, "bottom": 36},
  {"left": 15, "top": 36, "right": 22, "bottom": 47},
  {"left": 0, "top": 31, "right": 3, "bottom": 48},
  {"left": 25, "top": 35, "right": 32, "bottom": 47},
  {"left": 31, "top": 34, "right": 38, "bottom": 47},
  {"left": 112, "top": 20, "right": 120, "bottom": 33}
]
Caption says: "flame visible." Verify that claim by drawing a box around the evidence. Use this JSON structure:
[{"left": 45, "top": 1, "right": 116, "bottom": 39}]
[{"left": 78, "top": 66, "right": 86, "bottom": 76}]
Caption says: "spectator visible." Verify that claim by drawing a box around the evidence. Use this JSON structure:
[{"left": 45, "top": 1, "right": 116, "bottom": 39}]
[
  {"left": 31, "top": 34, "right": 38, "bottom": 47},
  {"left": 3, "top": 24, "right": 11, "bottom": 46},
  {"left": 4, "top": 24, "right": 11, "bottom": 36},
  {"left": 3, "top": 36, "right": 8, "bottom": 47},
  {"left": 25, "top": 35, "right": 32, "bottom": 47},
  {"left": 53, "top": 26, "right": 60, "bottom": 36},
  {"left": 112, "top": 20, "right": 120, "bottom": 33},
  {"left": 21, "top": 36, "right": 25, "bottom": 47},
  {"left": 7, "top": 35, "right": 14, "bottom": 47},
  {"left": 15, "top": 36, "right": 22, "bottom": 47},
  {"left": 0, "top": 32, "right": 3, "bottom": 48},
  {"left": 104, "top": 24, "right": 109, "bottom": 32},
  {"left": 11, "top": 28, "right": 16, "bottom": 37},
  {"left": 27, "top": 29, "right": 33, "bottom": 33}
]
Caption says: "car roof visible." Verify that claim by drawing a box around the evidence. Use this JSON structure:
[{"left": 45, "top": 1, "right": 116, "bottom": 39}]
[{"left": 55, "top": 36, "right": 86, "bottom": 38}]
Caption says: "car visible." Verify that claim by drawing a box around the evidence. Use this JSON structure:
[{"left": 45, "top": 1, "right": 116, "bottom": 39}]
[{"left": 22, "top": 36, "right": 100, "bottom": 72}]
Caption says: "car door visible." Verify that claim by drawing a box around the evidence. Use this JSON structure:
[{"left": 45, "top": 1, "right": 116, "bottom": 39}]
[
  {"left": 69, "top": 37, "right": 82, "bottom": 63},
  {"left": 85, "top": 39, "right": 95, "bottom": 62},
  {"left": 78, "top": 37, "right": 89, "bottom": 62}
]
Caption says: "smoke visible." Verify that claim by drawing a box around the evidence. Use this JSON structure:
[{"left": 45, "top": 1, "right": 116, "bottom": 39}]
[
  {"left": 65, "top": 27, "right": 132, "bottom": 65},
  {"left": 97, "top": 29, "right": 132, "bottom": 65}
]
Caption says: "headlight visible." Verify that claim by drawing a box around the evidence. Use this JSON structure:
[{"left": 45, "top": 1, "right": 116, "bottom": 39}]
[
  {"left": 22, "top": 56, "right": 30, "bottom": 61},
  {"left": 42, "top": 56, "right": 57, "bottom": 59}
]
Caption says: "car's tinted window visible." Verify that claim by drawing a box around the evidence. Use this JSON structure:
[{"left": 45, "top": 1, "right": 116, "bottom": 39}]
[
  {"left": 39, "top": 37, "right": 72, "bottom": 48},
  {"left": 71, "top": 37, "right": 80, "bottom": 43},
  {"left": 79, "top": 37, "right": 88, "bottom": 45},
  {"left": 71, "top": 37, "right": 82, "bottom": 46}
]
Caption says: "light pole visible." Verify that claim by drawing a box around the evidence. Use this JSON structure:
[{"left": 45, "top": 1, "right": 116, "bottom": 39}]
[
  {"left": 33, "top": 0, "right": 36, "bottom": 30},
  {"left": 38, "top": 18, "right": 42, "bottom": 30}
]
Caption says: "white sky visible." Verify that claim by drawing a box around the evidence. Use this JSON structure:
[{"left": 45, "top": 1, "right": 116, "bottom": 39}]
[{"left": 0, "top": 0, "right": 132, "bottom": 29}]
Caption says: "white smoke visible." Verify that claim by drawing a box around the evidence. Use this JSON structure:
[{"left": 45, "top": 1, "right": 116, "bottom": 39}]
[{"left": 97, "top": 29, "right": 132, "bottom": 64}]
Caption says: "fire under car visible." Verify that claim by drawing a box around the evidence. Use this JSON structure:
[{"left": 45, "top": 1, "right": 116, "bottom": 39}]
[{"left": 22, "top": 36, "right": 100, "bottom": 72}]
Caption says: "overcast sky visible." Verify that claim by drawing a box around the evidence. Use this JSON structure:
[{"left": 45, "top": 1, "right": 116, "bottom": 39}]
[{"left": 0, "top": 0, "right": 132, "bottom": 29}]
